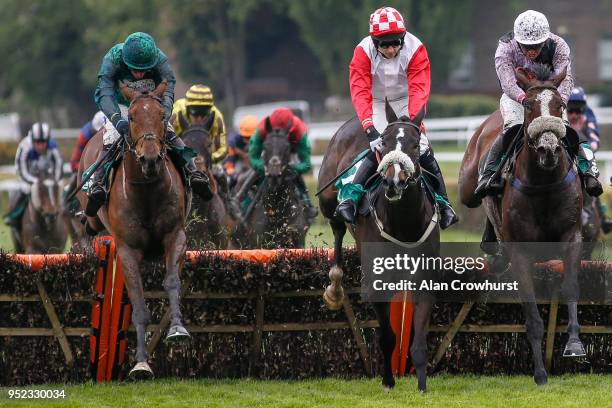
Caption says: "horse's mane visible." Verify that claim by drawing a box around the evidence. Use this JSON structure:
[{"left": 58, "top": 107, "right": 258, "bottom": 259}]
[{"left": 529, "top": 62, "right": 553, "bottom": 81}]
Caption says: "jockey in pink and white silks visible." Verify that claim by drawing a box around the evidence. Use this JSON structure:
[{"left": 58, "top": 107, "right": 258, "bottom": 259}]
[
  {"left": 335, "top": 6, "right": 458, "bottom": 229},
  {"left": 474, "top": 9, "right": 603, "bottom": 199}
]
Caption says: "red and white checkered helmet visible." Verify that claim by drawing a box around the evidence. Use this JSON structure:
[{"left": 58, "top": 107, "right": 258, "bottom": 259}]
[{"left": 369, "top": 7, "right": 406, "bottom": 38}]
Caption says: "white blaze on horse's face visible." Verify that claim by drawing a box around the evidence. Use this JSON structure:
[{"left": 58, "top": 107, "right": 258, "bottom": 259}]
[
  {"left": 527, "top": 90, "right": 566, "bottom": 147},
  {"left": 377, "top": 126, "right": 416, "bottom": 199}
]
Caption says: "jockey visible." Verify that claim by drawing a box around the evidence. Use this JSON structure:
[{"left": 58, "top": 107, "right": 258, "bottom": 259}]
[
  {"left": 4, "top": 123, "right": 63, "bottom": 228},
  {"left": 224, "top": 115, "right": 258, "bottom": 190},
  {"left": 475, "top": 10, "right": 602, "bottom": 199},
  {"left": 87, "top": 32, "right": 211, "bottom": 217},
  {"left": 567, "top": 87, "right": 612, "bottom": 233},
  {"left": 69, "top": 111, "right": 106, "bottom": 173},
  {"left": 248, "top": 107, "right": 318, "bottom": 219},
  {"left": 335, "top": 6, "right": 458, "bottom": 229},
  {"left": 172, "top": 84, "right": 228, "bottom": 193}
]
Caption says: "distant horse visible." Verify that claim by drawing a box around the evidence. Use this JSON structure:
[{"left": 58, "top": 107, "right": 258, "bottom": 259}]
[
  {"left": 581, "top": 191, "right": 601, "bottom": 259},
  {"left": 458, "top": 65, "right": 584, "bottom": 385},
  {"left": 12, "top": 161, "right": 67, "bottom": 254},
  {"left": 180, "top": 116, "right": 234, "bottom": 249},
  {"left": 235, "top": 118, "right": 309, "bottom": 249},
  {"left": 318, "top": 102, "right": 438, "bottom": 392},
  {"left": 78, "top": 81, "right": 190, "bottom": 379}
]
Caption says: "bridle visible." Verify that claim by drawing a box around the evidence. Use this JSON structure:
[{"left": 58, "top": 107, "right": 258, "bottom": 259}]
[{"left": 123, "top": 93, "right": 168, "bottom": 161}]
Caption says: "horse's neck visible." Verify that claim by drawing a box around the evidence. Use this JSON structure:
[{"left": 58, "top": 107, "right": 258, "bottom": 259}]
[{"left": 376, "top": 184, "right": 432, "bottom": 238}]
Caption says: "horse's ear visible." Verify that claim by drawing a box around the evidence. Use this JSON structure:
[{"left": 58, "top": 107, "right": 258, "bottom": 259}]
[
  {"left": 152, "top": 80, "right": 167, "bottom": 99},
  {"left": 411, "top": 106, "right": 426, "bottom": 128},
  {"left": 178, "top": 111, "right": 189, "bottom": 132},
  {"left": 119, "top": 81, "right": 136, "bottom": 101},
  {"left": 203, "top": 112, "right": 215, "bottom": 131},
  {"left": 551, "top": 67, "right": 567, "bottom": 88},
  {"left": 265, "top": 117, "right": 273, "bottom": 133},
  {"left": 515, "top": 67, "right": 532, "bottom": 91},
  {"left": 385, "top": 98, "right": 398, "bottom": 123}
]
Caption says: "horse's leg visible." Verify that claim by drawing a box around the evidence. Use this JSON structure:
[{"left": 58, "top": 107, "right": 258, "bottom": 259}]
[
  {"left": 513, "top": 253, "right": 547, "bottom": 385},
  {"left": 118, "top": 244, "right": 153, "bottom": 379},
  {"left": 411, "top": 293, "right": 434, "bottom": 392},
  {"left": 373, "top": 302, "right": 395, "bottom": 391},
  {"left": 323, "top": 217, "right": 346, "bottom": 310},
  {"left": 561, "top": 239, "right": 586, "bottom": 357},
  {"left": 164, "top": 228, "right": 190, "bottom": 341}
]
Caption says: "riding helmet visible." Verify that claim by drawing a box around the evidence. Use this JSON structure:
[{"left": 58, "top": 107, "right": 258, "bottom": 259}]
[{"left": 122, "top": 32, "right": 159, "bottom": 70}]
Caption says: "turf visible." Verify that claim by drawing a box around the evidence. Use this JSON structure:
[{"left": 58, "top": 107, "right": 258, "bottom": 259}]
[{"left": 0, "top": 375, "right": 609, "bottom": 407}]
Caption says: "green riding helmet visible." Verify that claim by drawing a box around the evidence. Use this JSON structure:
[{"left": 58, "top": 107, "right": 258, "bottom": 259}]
[{"left": 122, "top": 32, "right": 159, "bottom": 70}]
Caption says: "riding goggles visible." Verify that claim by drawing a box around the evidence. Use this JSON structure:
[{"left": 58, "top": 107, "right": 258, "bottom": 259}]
[
  {"left": 378, "top": 39, "right": 402, "bottom": 49},
  {"left": 187, "top": 106, "right": 211, "bottom": 117},
  {"left": 519, "top": 42, "right": 545, "bottom": 51}
]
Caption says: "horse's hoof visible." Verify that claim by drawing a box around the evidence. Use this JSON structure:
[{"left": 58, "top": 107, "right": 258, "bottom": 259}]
[
  {"left": 129, "top": 362, "right": 154, "bottom": 380},
  {"left": 323, "top": 286, "right": 344, "bottom": 311},
  {"left": 165, "top": 325, "right": 191, "bottom": 342},
  {"left": 563, "top": 339, "right": 586, "bottom": 357},
  {"left": 534, "top": 370, "right": 548, "bottom": 386}
]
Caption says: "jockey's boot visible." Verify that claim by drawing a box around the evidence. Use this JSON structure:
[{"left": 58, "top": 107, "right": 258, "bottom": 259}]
[
  {"left": 85, "top": 145, "right": 112, "bottom": 217},
  {"left": 166, "top": 131, "right": 213, "bottom": 201},
  {"left": 294, "top": 173, "right": 318, "bottom": 219},
  {"left": 335, "top": 152, "right": 377, "bottom": 224},
  {"left": 596, "top": 197, "right": 612, "bottom": 234},
  {"left": 474, "top": 126, "right": 516, "bottom": 201},
  {"left": 421, "top": 150, "right": 459, "bottom": 229},
  {"left": 3, "top": 190, "right": 27, "bottom": 229},
  {"left": 577, "top": 143, "right": 603, "bottom": 197}
]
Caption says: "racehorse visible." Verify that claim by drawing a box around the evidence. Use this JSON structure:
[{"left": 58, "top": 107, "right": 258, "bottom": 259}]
[
  {"left": 581, "top": 191, "right": 601, "bottom": 259},
  {"left": 318, "top": 102, "right": 439, "bottom": 392},
  {"left": 235, "top": 119, "right": 309, "bottom": 249},
  {"left": 78, "top": 81, "right": 190, "bottom": 379},
  {"left": 12, "top": 160, "right": 67, "bottom": 254},
  {"left": 458, "top": 65, "right": 584, "bottom": 385},
  {"left": 179, "top": 116, "right": 234, "bottom": 249}
]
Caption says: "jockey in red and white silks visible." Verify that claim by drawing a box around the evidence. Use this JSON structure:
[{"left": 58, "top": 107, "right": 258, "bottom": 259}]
[{"left": 335, "top": 6, "right": 458, "bottom": 229}]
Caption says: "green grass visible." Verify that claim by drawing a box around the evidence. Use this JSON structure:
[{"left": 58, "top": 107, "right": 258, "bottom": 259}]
[{"left": 0, "top": 375, "right": 609, "bottom": 407}]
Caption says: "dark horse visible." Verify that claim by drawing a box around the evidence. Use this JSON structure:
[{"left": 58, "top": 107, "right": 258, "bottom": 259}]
[
  {"left": 78, "top": 81, "right": 189, "bottom": 379},
  {"left": 12, "top": 160, "right": 67, "bottom": 253},
  {"left": 458, "top": 66, "right": 584, "bottom": 385},
  {"left": 318, "top": 102, "right": 438, "bottom": 392},
  {"left": 235, "top": 118, "right": 309, "bottom": 248},
  {"left": 180, "top": 116, "right": 234, "bottom": 249}
]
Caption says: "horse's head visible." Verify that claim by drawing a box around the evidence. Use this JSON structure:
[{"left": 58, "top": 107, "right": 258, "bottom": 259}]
[
  {"left": 262, "top": 117, "right": 292, "bottom": 186},
  {"left": 30, "top": 173, "right": 62, "bottom": 227},
  {"left": 516, "top": 64, "right": 567, "bottom": 170},
  {"left": 180, "top": 112, "right": 215, "bottom": 173},
  {"left": 120, "top": 81, "right": 167, "bottom": 178},
  {"left": 377, "top": 100, "right": 425, "bottom": 201}
]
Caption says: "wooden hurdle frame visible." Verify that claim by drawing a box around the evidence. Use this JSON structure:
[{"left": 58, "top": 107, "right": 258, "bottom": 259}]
[{"left": 2, "top": 247, "right": 611, "bottom": 380}]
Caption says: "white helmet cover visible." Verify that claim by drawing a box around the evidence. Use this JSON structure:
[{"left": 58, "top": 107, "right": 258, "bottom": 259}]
[{"left": 514, "top": 10, "right": 550, "bottom": 45}]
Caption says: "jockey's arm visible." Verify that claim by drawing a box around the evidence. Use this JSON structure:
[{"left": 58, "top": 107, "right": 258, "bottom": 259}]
[
  {"left": 349, "top": 44, "right": 374, "bottom": 130},
  {"left": 50, "top": 144, "right": 64, "bottom": 181},
  {"left": 94, "top": 49, "right": 122, "bottom": 120},
  {"left": 70, "top": 131, "right": 89, "bottom": 173},
  {"left": 291, "top": 133, "right": 312, "bottom": 174},
  {"left": 15, "top": 141, "right": 37, "bottom": 185},
  {"left": 248, "top": 130, "right": 265, "bottom": 174},
  {"left": 494, "top": 41, "right": 526, "bottom": 103},
  {"left": 407, "top": 45, "right": 431, "bottom": 119},
  {"left": 551, "top": 36, "right": 573, "bottom": 103},
  {"left": 155, "top": 53, "right": 177, "bottom": 121},
  {"left": 211, "top": 109, "right": 228, "bottom": 163}
]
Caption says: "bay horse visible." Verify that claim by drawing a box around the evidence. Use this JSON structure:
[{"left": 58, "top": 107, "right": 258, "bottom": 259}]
[
  {"left": 12, "top": 161, "right": 67, "bottom": 253},
  {"left": 180, "top": 117, "right": 234, "bottom": 249},
  {"left": 318, "top": 102, "right": 438, "bottom": 392},
  {"left": 78, "top": 81, "right": 189, "bottom": 379},
  {"left": 235, "top": 119, "right": 309, "bottom": 249},
  {"left": 458, "top": 65, "right": 584, "bottom": 385}
]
